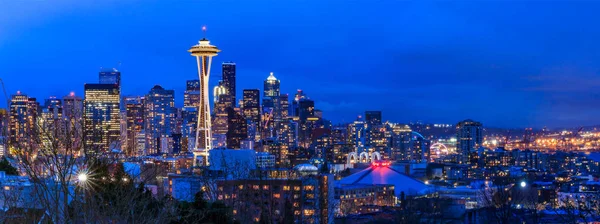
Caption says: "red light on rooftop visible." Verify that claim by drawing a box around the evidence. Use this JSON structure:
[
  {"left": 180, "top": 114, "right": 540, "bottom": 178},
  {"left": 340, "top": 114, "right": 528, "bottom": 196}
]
[{"left": 70, "top": 91, "right": 75, "bottom": 97}]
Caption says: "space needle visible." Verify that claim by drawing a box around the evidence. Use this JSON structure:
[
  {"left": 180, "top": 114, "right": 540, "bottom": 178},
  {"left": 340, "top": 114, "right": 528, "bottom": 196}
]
[{"left": 188, "top": 26, "right": 220, "bottom": 166}]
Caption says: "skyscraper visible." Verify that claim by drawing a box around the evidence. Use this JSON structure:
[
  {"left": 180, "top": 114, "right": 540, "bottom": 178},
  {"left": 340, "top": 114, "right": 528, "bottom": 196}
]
[
  {"left": 226, "top": 107, "right": 247, "bottom": 149},
  {"left": 99, "top": 68, "right": 121, "bottom": 88},
  {"left": 144, "top": 85, "right": 175, "bottom": 155},
  {"left": 183, "top": 79, "right": 200, "bottom": 108},
  {"left": 124, "top": 96, "right": 144, "bottom": 156},
  {"left": 8, "top": 92, "right": 35, "bottom": 146},
  {"left": 222, "top": 62, "right": 236, "bottom": 106},
  {"left": 188, "top": 29, "right": 220, "bottom": 166},
  {"left": 84, "top": 84, "right": 121, "bottom": 153},
  {"left": 456, "top": 119, "right": 483, "bottom": 164},
  {"left": 213, "top": 81, "right": 228, "bottom": 108},
  {"left": 262, "top": 72, "right": 281, "bottom": 138},
  {"left": 242, "top": 89, "right": 260, "bottom": 124},
  {"left": 365, "top": 111, "right": 382, "bottom": 125},
  {"left": 63, "top": 92, "right": 83, "bottom": 139}
]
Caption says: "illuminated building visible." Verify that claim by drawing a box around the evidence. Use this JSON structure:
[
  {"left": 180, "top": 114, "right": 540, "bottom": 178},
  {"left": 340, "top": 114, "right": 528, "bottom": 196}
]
[
  {"left": 226, "top": 107, "right": 247, "bottom": 149},
  {"left": 144, "top": 85, "right": 175, "bottom": 155},
  {"left": 298, "top": 98, "right": 316, "bottom": 147},
  {"left": 262, "top": 72, "right": 281, "bottom": 138},
  {"left": 99, "top": 68, "right": 121, "bottom": 87},
  {"left": 123, "top": 96, "right": 144, "bottom": 156},
  {"left": 84, "top": 84, "right": 121, "bottom": 153},
  {"left": 456, "top": 119, "right": 483, "bottom": 164},
  {"left": 290, "top": 89, "right": 307, "bottom": 117},
  {"left": 62, "top": 92, "right": 83, "bottom": 142},
  {"left": 365, "top": 111, "right": 382, "bottom": 125},
  {"left": 181, "top": 106, "right": 197, "bottom": 151},
  {"left": 348, "top": 117, "right": 367, "bottom": 155},
  {"left": 183, "top": 79, "right": 200, "bottom": 108},
  {"left": 216, "top": 171, "right": 333, "bottom": 224},
  {"left": 280, "top": 119, "right": 298, "bottom": 151},
  {"left": 242, "top": 89, "right": 261, "bottom": 141},
  {"left": 212, "top": 94, "right": 231, "bottom": 147},
  {"left": 390, "top": 124, "right": 412, "bottom": 161},
  {"left": 213, "top": 81, "right": 227, "bottom": 108},
  {"left": 8, "top": 92, "right": 37, "bottom": 146},
  {"left": 188, "top": 28, "right": 220, "bottom": 166},
  {"left": 242, "top": 89, "right": 260, "bottom": 125},
  {"left": 279, "top": 94, "right": 289, "bottom": 119},
  {"left": 41, "top": 97, "right": 63, "bottom": 133},
  {"left": 222, "top": 62, "right": 236, "bottom": 106},
  {"left": 334, "top": 184, "right": 395, "bottom": 216},
  {"left": 262, "top": 138, "right": 289, "bottom": 167}
]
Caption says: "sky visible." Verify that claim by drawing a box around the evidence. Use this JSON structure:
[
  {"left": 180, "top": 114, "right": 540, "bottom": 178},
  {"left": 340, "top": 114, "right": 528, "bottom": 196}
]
[{"left": 1, "top": 0, "right": 600, "bottom": 128}]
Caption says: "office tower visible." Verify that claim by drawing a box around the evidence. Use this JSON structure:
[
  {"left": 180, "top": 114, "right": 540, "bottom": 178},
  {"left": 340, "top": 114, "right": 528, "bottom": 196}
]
[
  {"left": 242, "top": 89, "right": 260, "bottom": 124},
  {"left": 242, "top": 89, "right": 260, "bottom": 141},
  {"left": 188, "top": 30, "right": 220, "bottom": 166},
  {"left": 212, "top": 89, "right": 232, "bottom": 139},
  {"left": 144, "top": 85, "right": 175, "bottom": 155},
  {"left": 365, "top": 124, "right": 390, "bottom": 159},
  {"left": 8, "top": 92, "right": 36, "bottom": 146},
  {"left": 63, "top": 92, "right": 83, "bottom": 120},
  {"left": 348, "top": 117, "right": 367, "bottom": 155},
  {"left": 43, "top": 97, "right": 62, "bottom": 120},
  {"left": 280, "top": 119, "right": 298, "bottom": 150},
  {"left": 456, "top": 119, "right": 483, "bottom": 164},
  {"left": 261, "top": 73, "right": 280, "bottom": 138},
  {"left": 99, "top": 68, "right": 121, "bottom": 88},
  {"left": 409, "top": 132, "right": 430, "bottom": 162},
  {"left": 213, "top": 81, "right": 227, "bottom": 107},
  {"left": 290, "top": 89, "right": 306, "bottom": 117},
  {"left": 184, "top": 80, "right": 200, "bottom": 108},
  {"left": 63, "top": 92, "right": 83, "bottom": 141},
  {"left": 40, "top": 97, "right": 63, "bottom": 142},
  {"left": 262, "top": 139, "right": 289, "bottom": 167},
  {"left": 124, "top": 96, "right": 144, "bottom": 156},
  {"left": 84, "top": 84, "right": 121, "bottom": 153},
  {"left": 226, "top": 107, "right": 247, "bottom": 149},
  {"left": 181, "top": 106, "right": 197, "bottom": 151},
  {"left": 279, "top": 94, "right": 289, "bottom": 119},
  {"left": 390, "top": 124, "right": 412, "bottom": 161},
  {"left": 222, "top": 62, "right": 236, "bottom": 106},
  {"left": 365, "top": 111, "right": 382, "bottom": 125}
]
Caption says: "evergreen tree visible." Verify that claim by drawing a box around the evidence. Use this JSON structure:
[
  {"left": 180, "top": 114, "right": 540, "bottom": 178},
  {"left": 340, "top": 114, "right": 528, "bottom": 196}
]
[{"left": 0, "top": 156, "right": 18, "bottom": 175}]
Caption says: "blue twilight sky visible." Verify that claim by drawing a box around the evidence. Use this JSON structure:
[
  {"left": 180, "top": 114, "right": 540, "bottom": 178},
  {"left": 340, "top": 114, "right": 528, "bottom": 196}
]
[{"left": 1, "top": 0, "right": 600, "bottom": 128}]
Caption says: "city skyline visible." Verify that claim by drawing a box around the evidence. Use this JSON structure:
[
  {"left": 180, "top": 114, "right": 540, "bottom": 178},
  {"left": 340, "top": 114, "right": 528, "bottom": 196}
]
[{"left": 2, "top": 1, "right": 600, "bottom": 128}]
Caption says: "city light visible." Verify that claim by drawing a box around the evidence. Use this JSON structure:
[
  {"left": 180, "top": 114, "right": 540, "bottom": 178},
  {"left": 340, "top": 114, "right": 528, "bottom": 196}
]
[
  {"left": 78, "top": 172, "right": 88, "bottom": 182},
  {"left": 520, "top": 181, "right": 526, "bottom": 188}
]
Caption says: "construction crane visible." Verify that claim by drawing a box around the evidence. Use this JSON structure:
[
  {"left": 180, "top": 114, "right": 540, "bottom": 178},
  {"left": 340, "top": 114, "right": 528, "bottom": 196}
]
[{"left": 0, "top": 78, "right": 8, "bottom": 109}]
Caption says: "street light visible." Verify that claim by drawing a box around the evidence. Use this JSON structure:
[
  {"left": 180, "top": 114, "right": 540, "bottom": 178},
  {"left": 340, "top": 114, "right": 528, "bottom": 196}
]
[
  {"left": 78, "top": 173, "right": 88, "bottom": 182},
  {"left": 520, "top": 181, "right": 526, "bottom": 188}
]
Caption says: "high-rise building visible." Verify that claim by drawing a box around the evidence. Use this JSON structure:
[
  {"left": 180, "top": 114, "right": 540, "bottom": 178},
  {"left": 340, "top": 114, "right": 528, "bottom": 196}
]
[
  {"left": 63, "top": 92, "right": 83, "bottom": 120},
  {"left": 262, "top": 72, "right": 281, "bottom": 138},
  {"left": 365, "top": 111, "right": 382, "bottom": 125},
  {"left": 124, "top": 96, "right": 144, "bottom": 156},
  {"left": 188, "top": 30, "right": 220, "bottom": 166},
  {"left": 290, "top": 89, "right": 307, "bottom": 117},
  {"left": 99, "top": 68, "right": 121, "bottom": 88},
  {"left": 226, "top": 107, "right": 247, "bottom": 149},
  {"left": 242, "top": 89, "right": 260, "bottom": 124},
  {"left": 456, "top": 119, "right": 483, "bottom": 164},
  {"left": 84, "top": 84, "right": 121, "bottom": 153},
  {"left": 184, "top": 80, "right": 200, "bottom": 108},
  {"left": 144, "top": 85, "right": 175, "bottom": 155},
  {"left": 222, "top": 62, "right": 236, "bottom": 106},
  {"left": 63, "top": 92, "right": 83, "bottom": 140},
  {"left": 8, "top": 92, "right": 36, "bottom": 146},
  {"left": 213, "top": 81, "right": 228, "bottom": 108}
]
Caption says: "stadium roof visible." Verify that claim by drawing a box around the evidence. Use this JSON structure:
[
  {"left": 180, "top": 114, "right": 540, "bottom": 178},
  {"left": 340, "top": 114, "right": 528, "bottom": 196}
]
[{"left": 337, "top": 164, "right": 430, "bottom": 196}]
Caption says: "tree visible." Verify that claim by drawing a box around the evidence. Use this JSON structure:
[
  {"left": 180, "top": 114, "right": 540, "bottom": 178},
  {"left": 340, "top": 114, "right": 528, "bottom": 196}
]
[{"left": 0, "top": 156, "right": 18, "bottom": 175}]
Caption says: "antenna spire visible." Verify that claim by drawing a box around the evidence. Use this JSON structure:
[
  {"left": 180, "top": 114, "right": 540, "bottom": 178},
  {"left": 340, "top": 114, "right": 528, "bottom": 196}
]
[{"left": 202, "top": 25, "right": 207, "bottom": 39}]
